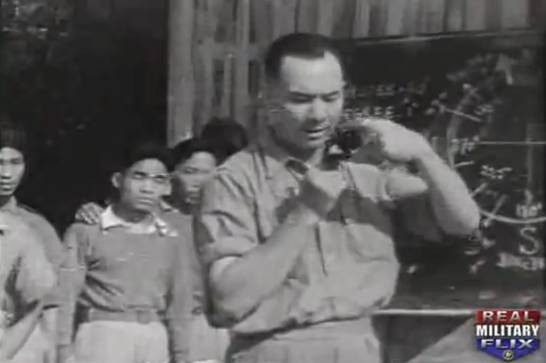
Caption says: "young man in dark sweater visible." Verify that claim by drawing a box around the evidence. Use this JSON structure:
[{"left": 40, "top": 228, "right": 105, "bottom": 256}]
[{"left": 57, "top": 142, "right": 192, "bottom": 363}]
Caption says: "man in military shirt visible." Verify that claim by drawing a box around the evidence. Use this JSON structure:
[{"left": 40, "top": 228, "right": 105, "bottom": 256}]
[
  {"left": 195, "top": 33, "right": 481, "bottom": 363},
  {"left": 0, "top": 120, "right": 64, "bottom": 363},
  {"left": 0, "top": 211, "right": 56, "bottom": 362}
]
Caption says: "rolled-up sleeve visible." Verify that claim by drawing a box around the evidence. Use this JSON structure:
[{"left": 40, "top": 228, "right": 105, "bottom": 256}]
[
  {"left": 13, "top": 231, "right": 56, "bottom": 306},
  {"left": 381, "top": 168, "right": 443, "bottom": 242},
  {"left": 195, "top": 170, "right": 258, "bottom": 267}
]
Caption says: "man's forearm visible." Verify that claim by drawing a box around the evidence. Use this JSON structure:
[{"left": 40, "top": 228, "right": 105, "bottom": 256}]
[
  {"left": 210, "top": 203, "right": 320, "bottom": 321},
  {"left": 414, "top": 151, "right": 480, "bottom": 235},
  {"left": 0, "top": 301, "right": 43, "bottom": 360}
]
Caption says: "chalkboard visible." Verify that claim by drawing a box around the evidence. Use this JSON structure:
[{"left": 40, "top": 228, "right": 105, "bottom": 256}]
[{"left": 338, "top": 31, "right": 544, "bottom": 309}]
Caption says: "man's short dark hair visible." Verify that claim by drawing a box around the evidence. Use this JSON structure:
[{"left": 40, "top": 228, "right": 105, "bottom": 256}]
[
  {"left": 171, "top": 137, "right": 216, "bottom": 167},
  {"left": 264, "top": 32, "right": 345, "bottom": 81},
  {"left": 116, "top": 140, "right": 173, "bottom": 173},
  {"left": 200, "top": 117, "right": 248, "bottom": 163},
  {"left": 0, "top": 115, "right": 28, "bottom": 156}
]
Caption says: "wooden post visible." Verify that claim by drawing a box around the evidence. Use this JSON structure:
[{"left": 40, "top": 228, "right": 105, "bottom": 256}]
[
  {"left": 193, "top": 0, "right": 221, "bottom": 133},
  {"left": 386, "top": 0, "right": 406, "bottom": 36},
  {"left": 316, "top": 0, "right": 335, "bottom": 35},
  {"left": 167, "top": 0, "right": 195, "bottom": 146},
  {"left": 233, "top": 0, "right": 250, "bottom": 127},
  {"left": 353, "top": 0, "right": 371, "bottom": 37},
  {"left": 500, "top": 0, "right": 530, "bottom": 29},
  {"left": 404, "top": 0, "right": 422, "bottom": 35},
  {"left": 445, "top": 0, "right": 465, "bottom": 31},
  {"left": 297, "top": 0, "right": 317, "bottom": 33},
  {"left": 465, "top": 0, "right": 487, "bottom": 31}
]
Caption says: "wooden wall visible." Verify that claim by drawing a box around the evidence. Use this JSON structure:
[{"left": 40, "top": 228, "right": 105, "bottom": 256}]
[{"left": 149, "top": 0, "right": 543, "bottom": 144}]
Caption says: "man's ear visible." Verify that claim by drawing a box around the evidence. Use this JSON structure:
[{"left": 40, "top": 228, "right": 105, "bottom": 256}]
[{"left": 111, "top": 172, "right": 122, "bottom": 189}]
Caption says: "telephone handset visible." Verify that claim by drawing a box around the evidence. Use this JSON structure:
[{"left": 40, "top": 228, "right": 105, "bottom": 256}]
[{"left": 324, "top": 125, "right": 362, "bottom": 163}]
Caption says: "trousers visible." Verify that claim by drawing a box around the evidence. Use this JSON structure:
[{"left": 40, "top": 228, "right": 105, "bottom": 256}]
[
  {"left": 73, "top": 321, "right": 169, "bottom": 363},
  {"left": 227, "top": 318, "right": 381, "bottom": 363},
  {"left": 9, "top": 323, "right": 49, "bottom": 363},
  {"left": 189, "top": 313, "right": 230, "bottom": 362}
]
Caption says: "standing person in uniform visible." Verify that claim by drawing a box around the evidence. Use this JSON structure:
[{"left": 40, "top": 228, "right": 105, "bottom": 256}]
[
  {"left": 57, "top": 141, "right": 193, "bottom": 363},
  {"left": 195, "top": 32, "right": 480, "bottom": 363},
  {"left": 0, "top": 120, "right": 63, "bottom": 363},
  {"left": 0, "top": 211, "right": 56, "bottom": 362}
]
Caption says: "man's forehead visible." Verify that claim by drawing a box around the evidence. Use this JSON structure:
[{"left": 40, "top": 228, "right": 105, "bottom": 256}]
[
  {"left": 127, "top": 159, "right": 168, "bottom": 174},
  {"left": 277, "top": 53, "right": 344, "bottom": 93},
  {"left": 0, "top": 147, "right": 24, "bottom": 158}
]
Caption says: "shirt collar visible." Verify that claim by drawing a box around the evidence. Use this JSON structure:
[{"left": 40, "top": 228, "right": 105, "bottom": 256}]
[
  {"left": 99, "top": 206, "right": 178, "bottom": 237},
  {"left": 257, "top": 128, "right": 314, "bottom": 179},
  {"left": 0, "top": 197, "right": 18, "bottom": 213}
]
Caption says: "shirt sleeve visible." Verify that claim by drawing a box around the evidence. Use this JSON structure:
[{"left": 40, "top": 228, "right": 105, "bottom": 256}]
[
  {"left": 381, "top": 167, "right": 443, "bottom": 242},
  {"left": 57, "top": 224, "right": 88, "bottom": 350},
  {"left": 11, "top": 226, "right": 56, "bottom": 306},
  {"left": 194, "top": 170, "right": 258, "bottom": 267},
  {"left": 27, "top": 215, "right": 64, "bottom": 308},
  {"left": 164, "top": 238, "right": 193, "bottom": 362}
]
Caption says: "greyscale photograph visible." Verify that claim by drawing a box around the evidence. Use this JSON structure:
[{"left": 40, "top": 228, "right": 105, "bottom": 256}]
[{"left": 0, "top": 1, "right": 544, "bottom": 363}]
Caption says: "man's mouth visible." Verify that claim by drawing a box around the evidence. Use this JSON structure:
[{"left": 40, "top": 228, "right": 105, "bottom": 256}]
[
  {"left": 304, "top": 125, "right": 330, "bottom": 139},
  {"left": 0, "top": 183, "right": 15, "bottom": 191}
]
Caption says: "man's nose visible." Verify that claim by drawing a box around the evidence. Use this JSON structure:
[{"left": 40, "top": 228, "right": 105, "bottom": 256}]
[
  {"left": 140, "top": 179, "right": 155, "bottom": 193},
  {"left": 0, "top": 166, "right": 12, "bottom": 179},
  {"left": 308, "top": 98, "right": 328, "bottom": 121}
]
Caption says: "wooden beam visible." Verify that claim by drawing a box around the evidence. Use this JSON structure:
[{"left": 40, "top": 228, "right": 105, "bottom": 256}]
[
  {"left": 403, "top": 0, "right": 422, "bottom": 35},
  {"left": 167, "top": 0, "right": 195, "bottom": 146},
  {"left": 332, "top": 0, "right": 356, "bottom": 38},
  {"left": 193, "top": 0, "right": 221, "bottom": 133},
  {"left": 297, "top": 0, "right": 317, "bottom": 33},
  {"left": 426, "top": 0, "right": 446, "bottom": 33},
  {"left": 316, "top": 0, "right": 335, "bottom": 35},
  {"left": 220, "top": 53, "right": 233, "bottom": 118},
  {"left": 465, "top": 0, "right": 487, "bottom": 31},
  {"left": 445, "top": 0, "right": 465, "bottom": 31},
  {"left": 386, "top": 0, "right": 406, "bottom": 36},
  {"left": 485, "top": 0, "right": 502, "bottom": 30},
  {"left": 353, "top": 0, "right": 371, "bottom": 37},
  {"left": 500, "top": 0, "right": 531, "bottom": 29},
  {"left": 368, "top": 0, "right": 387, "bottom": 36},
  {"left": 233, "top": 0, "right": 250, "bottom": 126}
]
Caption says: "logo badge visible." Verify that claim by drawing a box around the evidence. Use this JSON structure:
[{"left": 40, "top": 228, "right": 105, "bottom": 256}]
[{"left": 475, "top": 309, "right": 541, "bottom": 361}]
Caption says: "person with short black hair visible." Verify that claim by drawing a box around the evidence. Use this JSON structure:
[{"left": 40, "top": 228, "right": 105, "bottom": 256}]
[
  {"left": 195, "top": 32, "right": 480, "bottom": 363},
  {"left": 200, "top": 117, "right": 248, "bottom": 164},
  {"left": 170, "top": 137, "right": 218, "bottom": 212},
  {"left": 58, "top": 141, "right": 193, "bottom": 363},
  {"left": 0, "top": 211, "right": 56, "bottom": 361},
  {"left": 0, "top": 118, "right": 63, "bottom": 363}
]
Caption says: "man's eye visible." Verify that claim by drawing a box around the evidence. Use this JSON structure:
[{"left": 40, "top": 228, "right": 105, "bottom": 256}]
[
  {"left": 323, "top": 94, "right": 340, "bottom": 103},
  {"left": 289, "top": 96, "right": 312, "bottom": 104},
  {"left": 154, "top": 176, "right": 169, "bottom": 184},
  {"left": 131, "top": 173, "right": 146, "bottom": 180},
  {"left": 183, "top": 168, "right": 200, "bottom": 174}
]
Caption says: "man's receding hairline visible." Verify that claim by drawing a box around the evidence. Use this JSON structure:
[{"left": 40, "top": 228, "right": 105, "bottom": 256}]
[{"left": 269, "top": 51, "right": 344, "bottom": 82}]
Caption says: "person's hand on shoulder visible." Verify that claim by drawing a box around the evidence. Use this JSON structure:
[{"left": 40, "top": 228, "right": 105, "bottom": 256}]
[{"left": 74, "top": 202, "right": 104, "bottom": 225}]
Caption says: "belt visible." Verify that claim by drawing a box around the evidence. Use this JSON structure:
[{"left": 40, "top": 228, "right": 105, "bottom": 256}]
[{"left": 78, "top": 307, "right": 162, "bottom": 325}]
